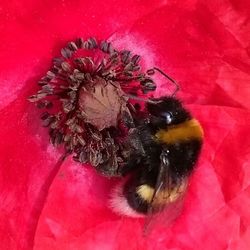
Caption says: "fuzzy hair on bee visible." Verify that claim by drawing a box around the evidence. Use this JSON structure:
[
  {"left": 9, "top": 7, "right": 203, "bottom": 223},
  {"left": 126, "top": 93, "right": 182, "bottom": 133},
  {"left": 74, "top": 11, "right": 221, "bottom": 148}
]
[{"left": 109, "top": 96, "right": 203, "bottom": 219}]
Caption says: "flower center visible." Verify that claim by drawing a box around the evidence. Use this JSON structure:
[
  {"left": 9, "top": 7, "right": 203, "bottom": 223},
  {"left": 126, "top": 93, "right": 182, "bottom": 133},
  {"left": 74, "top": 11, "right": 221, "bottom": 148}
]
[{"left": 29, "top": 37, "right": 157, "bottom": 176}]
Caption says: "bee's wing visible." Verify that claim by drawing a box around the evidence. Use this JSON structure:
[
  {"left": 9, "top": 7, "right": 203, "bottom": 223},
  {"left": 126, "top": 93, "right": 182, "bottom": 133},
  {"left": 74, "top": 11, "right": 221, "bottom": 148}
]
[{"left": 143, "top": 151, "right": 188, "bottom": 235}]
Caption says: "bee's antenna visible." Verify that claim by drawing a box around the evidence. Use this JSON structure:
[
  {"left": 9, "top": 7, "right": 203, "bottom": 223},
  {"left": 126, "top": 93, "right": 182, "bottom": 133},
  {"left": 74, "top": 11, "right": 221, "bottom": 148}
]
[
  {"left": 153, "top": 67, "right": 180, "bottom": 96},
  {"left": 125, "top": 94, "right": 157, "bottom": 104},
  {"left": 124, "top": 68, "right": 179, "bottom": 103}
]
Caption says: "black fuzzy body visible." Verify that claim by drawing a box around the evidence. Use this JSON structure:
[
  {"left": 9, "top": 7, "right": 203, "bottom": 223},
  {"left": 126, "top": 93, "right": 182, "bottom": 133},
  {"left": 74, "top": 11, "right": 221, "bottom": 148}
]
[{"left": 119, "top": 97, "right": 203, "bottom": 215}]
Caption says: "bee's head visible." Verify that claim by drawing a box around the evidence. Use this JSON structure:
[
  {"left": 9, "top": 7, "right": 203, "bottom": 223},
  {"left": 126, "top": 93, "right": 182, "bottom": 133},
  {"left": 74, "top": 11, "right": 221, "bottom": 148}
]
[{"left": 146, "top": 97, "right": 191, "bottom": 127}]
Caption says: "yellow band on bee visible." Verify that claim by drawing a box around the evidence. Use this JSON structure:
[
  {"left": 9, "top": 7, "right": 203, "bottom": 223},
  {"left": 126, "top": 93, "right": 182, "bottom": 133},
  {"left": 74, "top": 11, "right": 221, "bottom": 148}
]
[
  {"left": 155, "top": 119, "right": 203, "bottom": 144},
  {"left": 136, "top": 180, "right": 187, "bottom": 205},
  {"left": 136, "top": 185, "right": 155, "bottom": 203}
]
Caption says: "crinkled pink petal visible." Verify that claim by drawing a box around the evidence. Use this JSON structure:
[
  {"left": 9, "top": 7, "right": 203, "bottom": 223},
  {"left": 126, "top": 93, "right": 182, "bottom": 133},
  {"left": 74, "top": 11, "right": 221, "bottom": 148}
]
[{"left": 0, "top": 0, "right": 250, "bottom": 250}]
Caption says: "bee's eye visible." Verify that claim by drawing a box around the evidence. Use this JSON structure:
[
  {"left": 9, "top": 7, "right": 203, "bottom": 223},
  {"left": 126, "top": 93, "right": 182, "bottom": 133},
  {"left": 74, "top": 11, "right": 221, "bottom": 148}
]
[{"left": 161, "top": 112, "right": 173, "bottom": 124}]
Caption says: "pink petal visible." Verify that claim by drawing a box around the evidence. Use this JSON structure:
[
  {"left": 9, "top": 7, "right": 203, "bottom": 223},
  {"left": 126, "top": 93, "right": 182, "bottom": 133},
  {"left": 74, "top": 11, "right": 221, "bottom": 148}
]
[{"left": 1, "top": 1, "right": 250, "bottom": 250}]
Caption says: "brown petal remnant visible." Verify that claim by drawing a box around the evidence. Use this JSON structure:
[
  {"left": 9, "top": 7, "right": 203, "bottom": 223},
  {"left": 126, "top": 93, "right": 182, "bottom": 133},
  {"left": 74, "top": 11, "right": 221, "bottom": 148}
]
[
  {"left": 78, "top": 78, "right": 127, "bottom": 131},
  {"left": 28, "top": 37, "right": 157, "bottom": 176}
]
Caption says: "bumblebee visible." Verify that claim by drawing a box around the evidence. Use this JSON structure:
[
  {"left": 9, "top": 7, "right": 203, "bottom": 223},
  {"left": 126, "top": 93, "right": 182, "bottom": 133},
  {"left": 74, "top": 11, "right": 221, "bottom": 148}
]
[{"left": 109, "top": 96, "right": 203, "bottom": 218}]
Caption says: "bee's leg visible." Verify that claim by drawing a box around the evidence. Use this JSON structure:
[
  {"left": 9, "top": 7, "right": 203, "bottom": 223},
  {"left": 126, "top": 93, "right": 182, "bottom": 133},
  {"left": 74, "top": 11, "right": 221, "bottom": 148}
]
[
  {"left": 121, "top": 108, "right": 135, "bottom": 128},
  {"left": 118, "top": 154, "right": 141, "bottom": 176}
]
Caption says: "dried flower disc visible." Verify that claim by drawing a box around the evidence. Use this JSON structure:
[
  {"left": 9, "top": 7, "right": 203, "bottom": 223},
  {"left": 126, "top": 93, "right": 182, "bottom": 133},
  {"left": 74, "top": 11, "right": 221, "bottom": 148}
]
[{"left": 29, "top": 37, "right": 158, "bottom": 176}]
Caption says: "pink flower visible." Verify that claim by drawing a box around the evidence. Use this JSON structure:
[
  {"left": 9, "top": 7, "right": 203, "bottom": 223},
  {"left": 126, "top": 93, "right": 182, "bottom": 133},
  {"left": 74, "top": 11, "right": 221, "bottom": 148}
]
[{"left": 1, "top": 0, "right": 250, "bottom": 249}]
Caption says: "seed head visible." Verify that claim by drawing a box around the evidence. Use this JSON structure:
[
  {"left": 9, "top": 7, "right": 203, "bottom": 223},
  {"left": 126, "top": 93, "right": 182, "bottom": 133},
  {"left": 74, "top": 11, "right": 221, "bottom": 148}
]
[{"left": 29, "top": 37, "right": 158, "bottom": 176}]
